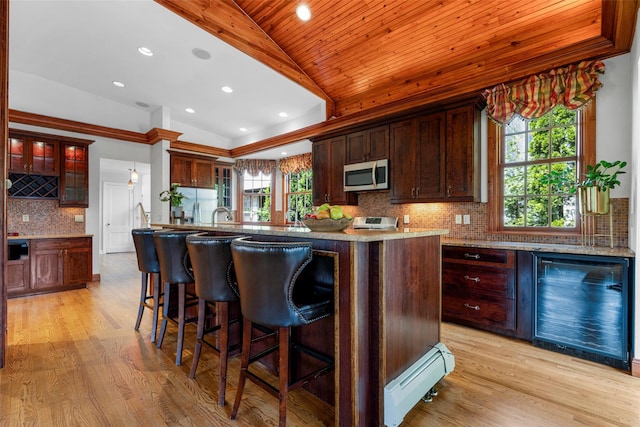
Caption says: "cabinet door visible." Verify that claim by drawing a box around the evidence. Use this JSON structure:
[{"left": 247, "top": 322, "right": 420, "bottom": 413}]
[
  {"left": 416, "top": 112, "right": 446, "bottom": 200},
  {"left": 31, "top": 138, "right": 59, "bottom": 176},
  {"left": 60, "top": 142, "right": 89, "bottom": 207},
  {"left": 367, "top": 125, "right": 389, "bottom": 161},
  {"left": 345, "top": 126, "right": 389, "bottom": 164},
  {"left": 445, "top": 105, "right": 478, "bottom": 200},
  {"left": 8, "top": 136, "right": 27, "bottom": 173},
  {"left": 328, "top": 135, "right": 351, "bottom": 205},
  {"left": 193, "top": 160, "right": 214, "bottom": 188},
  {"left": 31, "top": 249, "right": 64, "bottom": 290},
  {"left": 345, "top": 131, "right": 367, "bottom": 164},
  {"left": 312, "top": 139, "right": 331, "bottom": 205},
  {"left": 171, "top": 156, "right": 194, "bottom": 186},
  {"left": 7, "top": 260, "right": 30, "bottom": 293},
  {"left": 390, "top": 119, "right": 418, "bottom": 202},
  {"left": 64, "top": 246, "right": 92, "bottom": 285}
]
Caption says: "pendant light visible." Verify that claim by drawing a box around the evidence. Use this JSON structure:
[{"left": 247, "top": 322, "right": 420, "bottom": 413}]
[
  {"left": 128, "top": 177, "right": 134, "bottom": 190},
  {"left": 131, "top": 162, "right": 139, "bottom": 183}
]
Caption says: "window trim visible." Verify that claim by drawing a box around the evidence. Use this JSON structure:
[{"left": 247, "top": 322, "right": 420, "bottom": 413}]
[
  {"left": 239, "top": 171, "right": 275, "bottom": 224},
  {"left": 487, "top": 101, "right": 596, "bottom": 234},
  {"left": 284, "top": 170, "right": 313, "bottom": 224}
]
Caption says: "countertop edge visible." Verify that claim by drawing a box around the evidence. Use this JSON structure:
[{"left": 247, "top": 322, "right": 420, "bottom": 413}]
[
  {"left": 443, "top": 238, "right": 635, "bottom": 257},
  {"left": 8, "top": 234, "right": 93, "bottom": 240}
]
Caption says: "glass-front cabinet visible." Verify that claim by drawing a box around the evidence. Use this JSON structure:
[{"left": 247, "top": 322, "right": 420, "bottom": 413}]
[
  {"left": 60, "top": 142, "right": 90, "bottom": 207},
  {"left": 9, "top": 133, "right": 59, "bottom": 176}
]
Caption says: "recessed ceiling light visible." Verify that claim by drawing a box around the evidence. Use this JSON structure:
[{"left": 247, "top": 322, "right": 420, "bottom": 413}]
[
  {"left": 278, "top": 112, "right": 289, "bottom": 118},
  {"left": 138, "top": 47, "right": 153, "bottom": 56},
  {"left": 112, "top": 81, "right": 125, "bottom": 88},
  {"left": 296, "top": 4, "right": 311, "bottom": 21},
  {"left": 239, "top": 127, "right": 248, "bottom": 132},
  {"left": 192, "top": 48, "right": 211, "bottom": 60},
  {"left": 135, "top": 101, "right": 150, "bottom": 108},
  {"left": 185, "top": 107, "right": 196, "bottom": 114},
  {"left": 221, "top": 86, "right": 233, "bottom": 93},
  {"left": 281, "top": 151, "right": 288, "bottom": 156}
]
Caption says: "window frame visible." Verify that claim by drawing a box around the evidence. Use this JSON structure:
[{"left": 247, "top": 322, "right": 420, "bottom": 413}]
[
  {"left": 487, "top": 101, "right": 596, "bottom": 234},
  {"left": 284, "top": 169, "right": 313, "bottom": 224},
  {"left": 239, "top": 171, "right": 275, "bottom": 224}
]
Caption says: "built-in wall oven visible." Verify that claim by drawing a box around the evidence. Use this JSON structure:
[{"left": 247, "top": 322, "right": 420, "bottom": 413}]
[{"left": 533, "top": 252, "right": 632, "bottom": 370}]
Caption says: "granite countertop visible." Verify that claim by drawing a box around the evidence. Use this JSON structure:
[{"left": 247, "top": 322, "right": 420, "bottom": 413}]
[
  {"left": 7, "top": 234, "right": 93, "bottom": 240},
  {"left": 443, "top": 238, "right": 635, "bottom": 258},
  {"left": 151, "top": 223, "right": 449, "bottom": 242}
]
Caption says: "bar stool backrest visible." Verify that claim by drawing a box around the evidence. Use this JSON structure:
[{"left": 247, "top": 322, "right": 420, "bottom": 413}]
[
  {"left": 231, "top": 237, "right": 314, "bottom": 328},
  {"left": 153, "top": 230, "right": 199, "bottom": 284},
  {"left": 186, "top": 233, "right": 245, "bottom": 302},
  {"left": 131, "top": 228, "right": 160, "bottom": 274}
]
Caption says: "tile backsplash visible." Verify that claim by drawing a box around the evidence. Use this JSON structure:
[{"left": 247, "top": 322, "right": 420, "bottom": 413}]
[
  {"left": 8, "top": 199, "right": 86, "bottom": 236},
  {"left": 347, "top": 192, "right": 629, "bottom": 248}
]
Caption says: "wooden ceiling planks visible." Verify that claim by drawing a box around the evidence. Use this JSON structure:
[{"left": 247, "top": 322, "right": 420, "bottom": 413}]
[{"left": 155, "top": 0, "right": 637, "bottom": 156}]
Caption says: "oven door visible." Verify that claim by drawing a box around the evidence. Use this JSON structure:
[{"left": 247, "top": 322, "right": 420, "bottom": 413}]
[{"left": 344, "top": 159, "right": 388, "bottom": 192}]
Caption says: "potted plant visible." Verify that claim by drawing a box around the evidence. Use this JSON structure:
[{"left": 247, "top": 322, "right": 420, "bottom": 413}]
[
  {"left": 541, "top": 160, "right": 627, "bottom": 214},
  {"left": 159, "top": 183, "right": 187, "bottom": 223}
]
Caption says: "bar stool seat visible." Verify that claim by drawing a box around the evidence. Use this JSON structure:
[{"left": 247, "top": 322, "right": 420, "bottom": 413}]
[
  {"left": 153, "top": 230, "right": 200, "bottom": 366},
  {"left": 186, "top": 233, "right": 245, "bottom": 406},
  {"left": 131, "top": 228, "right": 163, "bottom": 343},
  {"left": 230, "top": 237, "right": 335, "bottom": 427}
]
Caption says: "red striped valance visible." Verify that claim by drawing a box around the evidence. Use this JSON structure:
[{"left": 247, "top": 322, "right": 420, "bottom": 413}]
[
  {"left": 277, "top": 153, "right": 312, "bottom": 175},
  {"left": 484, "top": 60, "right": 605, "bottom": 125},
  {"left": 232, "top": 159, "right": 276, "bottom": 177}
]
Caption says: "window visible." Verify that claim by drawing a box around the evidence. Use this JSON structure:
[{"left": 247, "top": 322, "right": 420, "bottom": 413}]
[
  {"left": 488, "top": 102, "right": 595, "bottom": 233},
  {"left": 242, "top": 171, "right": 272, "bottom": 223},
  {"left": 285, "top": 170, "right": 313, "bottom": 223}
]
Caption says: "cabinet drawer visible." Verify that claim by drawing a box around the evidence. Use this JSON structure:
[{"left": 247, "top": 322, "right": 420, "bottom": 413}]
[
  {"left": 442, "top": 292, "right": 515, "bottom": 331},
  {"left": 443, "top": 246, "right": 514, "bottom": 267},
  {"left": 32, "top": 237, "right": 91, "bottom": 251},
  {"left": 442, "top": 264, "right": 514, "bottom": 298}
]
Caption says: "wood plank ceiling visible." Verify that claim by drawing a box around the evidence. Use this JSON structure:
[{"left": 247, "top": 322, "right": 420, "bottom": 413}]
[{"left": 156, "top": 0, "right": 638, "bottom": 154}]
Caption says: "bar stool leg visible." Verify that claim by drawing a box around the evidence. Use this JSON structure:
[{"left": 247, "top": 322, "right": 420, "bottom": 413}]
[
  {"left": 176, "top": 282, "right": 186, "bottom": 366},
  {"left": 231, "top": 318, "right": 252, "bottom": 420},
  {"left": 150, "top": 272, "right": 161, "bottom": 343},
  {"left": 156, "top": 281, "right": 170, "bottom": 349},
  {"left": 189, "top": 298, "right": 207, "bottom": 379},
  {"left": 134, "top": 272, "right": 148, "bottom": 332},
  {"left": 279, "top": 326, "right": 290, "bottom": 427},
  {"left": 218, "top": 302, "right": 230, "bottom": 406}
]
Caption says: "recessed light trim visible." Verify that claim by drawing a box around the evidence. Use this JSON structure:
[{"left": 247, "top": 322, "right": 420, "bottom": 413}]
[
  {"left": 221, "top": 86, "right": 233, "bottom": 93},
  {"left": 138, "top": 47, "right": 153, "bottom": 56},
  {"left": 112, "top": 81, "right": 125, "bottom": 88},
  {"left": 135, "top": 101, "right": 150, "bottom": 108},
  {"left": 192, "top": 48, "right": 211, "bottom": 60},
  {"left": 239, "top": 127, "right": 248, "bottom": 132},
  {"left": 281, "top": 151, "right": 288, "bottom": 156},
  {"left": 278, "top": 112, "right": 288, "bottom": 118},
  {"left": 185, "top": 107, "right": 196, "bottom": 114},
  {"left": 296, "top": 4, "right": 311, "bottom": 21}
]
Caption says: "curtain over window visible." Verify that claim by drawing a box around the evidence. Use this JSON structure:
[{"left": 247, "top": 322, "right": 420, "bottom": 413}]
[
  {"left": 278, "top": 153, "right": 312, "bottom": 175},
  {"left": 484, "top": 60, "right": 604, "bottom": 125},
  {"left": 233, "top": 159, "right": 276, "bottom": 176}
]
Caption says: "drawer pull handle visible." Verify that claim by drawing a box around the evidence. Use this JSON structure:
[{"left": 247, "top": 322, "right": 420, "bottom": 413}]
[
  {"left": 464, "top": 303, "right": 480, "bottom": 311},
  {"left": 464, "top": 275, "right": 480, "bottom": 282},
  {"left": 464, "top": 253, "right": 480, "bottom": 259}
]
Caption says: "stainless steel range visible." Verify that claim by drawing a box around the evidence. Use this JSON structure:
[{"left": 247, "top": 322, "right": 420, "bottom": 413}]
[{"left": 353, "top": 216, "right": 398, "bottom": 229}]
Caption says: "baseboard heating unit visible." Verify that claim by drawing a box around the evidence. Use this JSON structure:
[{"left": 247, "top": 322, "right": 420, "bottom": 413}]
[{"left": 383, "top": 342, "right": 455, "bottom": 427}]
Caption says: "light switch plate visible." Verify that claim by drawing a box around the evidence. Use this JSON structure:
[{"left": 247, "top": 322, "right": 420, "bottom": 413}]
[
  {"left": 455, "top": 214, "right": 462, "bottom": 224},
  {"left": 463, "top": 214, "right": 471, "bottom": 225},
  {"left": 75, "top": 214, "right": 84, "bottom": 223},
  {"left": 22, "top": 214, "right": 29, "bottom": 222},
  {"left": 403, "top": 214, "right": 410, "bottom": 224}
]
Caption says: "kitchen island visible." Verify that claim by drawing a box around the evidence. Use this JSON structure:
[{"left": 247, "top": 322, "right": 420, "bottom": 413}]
[{"left": 152, "top": 223, "right": 448, "bottom": 426}]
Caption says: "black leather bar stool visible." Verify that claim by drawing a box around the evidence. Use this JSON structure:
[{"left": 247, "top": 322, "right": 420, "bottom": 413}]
[
  {"left": 131, "top": 228, "right": 163, "bottom": 343},
  {"left": 153, "top": 230, "right": 200, "bottom": 365},
  {"left": 186, "top": 233, "right": 244, "bottom": 406},
  {"left": 230, "top": 237, "right": 335, "bottom": 427}
]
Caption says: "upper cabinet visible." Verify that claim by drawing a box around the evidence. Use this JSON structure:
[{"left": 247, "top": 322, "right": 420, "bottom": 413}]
[
  {"left": 390, "top": 103, "right": 480, "bottom": 203},
  {"left": 345, "top": 125, "right": 389, "bottom": 164},
  {"left": 60, "top": 142, "right": 90, "bottom": 207},
  {"left": 312, "top": 136, "right": 357, "bottom": 206},
  {"left": 170, "top": 151, "right": 216, "bottom": 188},
  {"left": 9, "top": 133, "right": 59, "bottom": 176}
]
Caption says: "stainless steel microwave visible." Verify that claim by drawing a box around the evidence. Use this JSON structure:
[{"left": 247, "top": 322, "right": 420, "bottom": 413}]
[{"left": 343, "top": 159, "right": 389, "bottom": 192}]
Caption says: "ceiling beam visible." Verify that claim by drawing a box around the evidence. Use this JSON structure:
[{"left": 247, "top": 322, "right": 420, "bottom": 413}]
[{"left": 154, "top": 0, "right": 335, "bottom": 118}]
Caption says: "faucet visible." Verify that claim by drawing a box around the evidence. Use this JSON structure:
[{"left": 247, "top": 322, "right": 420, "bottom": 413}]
[{"left": 212, "top": 206, "right": 232, "bottom": 224}]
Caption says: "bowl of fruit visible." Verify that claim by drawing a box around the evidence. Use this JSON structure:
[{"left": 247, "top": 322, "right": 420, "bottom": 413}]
[{"left": 302, "top": 204, "right": 353, "bottom": 232}]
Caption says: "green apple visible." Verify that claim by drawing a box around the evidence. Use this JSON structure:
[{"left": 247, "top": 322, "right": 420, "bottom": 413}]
[
  {"left": 330, "top": 205, "right": 343, "bottom": 220},
  {"left": 317, "top": 203, "right": 330, "bottom": 212}
]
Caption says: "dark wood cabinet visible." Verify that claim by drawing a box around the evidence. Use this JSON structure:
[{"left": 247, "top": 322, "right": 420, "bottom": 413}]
[
  {"left": 312, "top": 136, "right": 357, "bottom": 206},
  {"left": 60, "top": 142, "right": 90, "bottom": 207},
  {"left": 170, "top": 152, "right": 216, "bottom": 188},
  {"left": 8, "top": 237, "right": 92, "bottom": 297},
  {"left": 8, "top": 133, "right": 59, "bottom": 176},
  {"left": 390, "top": 104, "right": 479, "bottom": 203},
  {"left": 442, "top": 246, "right": 517, "bottom": 335},
  {"left": 345, "top": 125, "right": 389, "bottom": 164}
]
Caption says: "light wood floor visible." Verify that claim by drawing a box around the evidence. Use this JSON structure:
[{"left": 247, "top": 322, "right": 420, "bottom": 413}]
[{"left": 1, "top": 252, "right": 639, "bottom": 426}]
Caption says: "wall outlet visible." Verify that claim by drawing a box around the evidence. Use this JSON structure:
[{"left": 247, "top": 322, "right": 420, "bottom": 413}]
[
  {"left": 75, "top": 214, "right": 84, "bottom": 223},
  {"left": 455, "top": 214, "right": 462, "bottom": 224},
  {"left": 463, "top": 214, "right": 471, "bottom": 225},
  {"left": 403, "top": 214, "right": 410, "bottom": 224},
  {"left": 22, "top": 214, "right": 29, "bottom": 222}
]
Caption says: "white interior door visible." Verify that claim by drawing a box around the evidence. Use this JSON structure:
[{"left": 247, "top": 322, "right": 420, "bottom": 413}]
[{"left": 103, "top": 182, "right": 134, "bottom": 253}]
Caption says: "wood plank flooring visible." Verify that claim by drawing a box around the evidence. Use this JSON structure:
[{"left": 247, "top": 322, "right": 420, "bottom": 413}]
[{"left": 1, "top": 252, "right": 639, "bottom": 426}]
